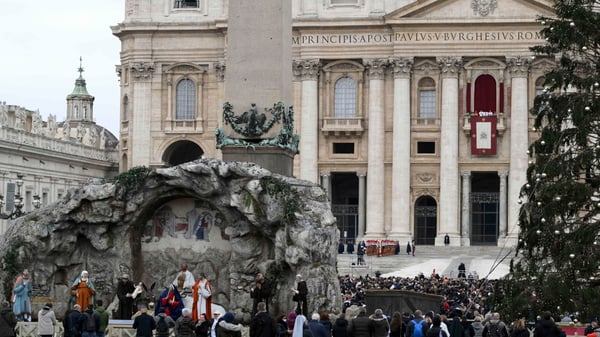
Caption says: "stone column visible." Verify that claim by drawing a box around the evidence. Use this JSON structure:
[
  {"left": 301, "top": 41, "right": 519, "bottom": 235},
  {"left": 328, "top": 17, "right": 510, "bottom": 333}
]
[
  {"left": 364, "top": 58, "right": 387, "bottom": 237},
  {"left": 130, "top": 63, "right": 155, "bottom": 167},
  {"left": 461, "top": 171, "right": 471, "bottom": 246},
  {"left": 437, "top": 57, "right": 462, "bottom": 245},
  {"left": 357, "top": 171, "right": 367, "bottom": 239},
  {"left": 507, "top": 56, "right": 530, "bottom": 241},
  {"left": 321, "top": 172, "right": 331, "bottom": 201},
  {"left": 498, "top": 171, "right": 508, "bottom": 237},
  {"left": 390, "top": 58, "right": 413, "bottom": 239},
  {"left": 294, "top": 59, "right": 321, "bottom": 183},
  {"left": 214, "top": 61, "right": 226, "bottom": 129}
]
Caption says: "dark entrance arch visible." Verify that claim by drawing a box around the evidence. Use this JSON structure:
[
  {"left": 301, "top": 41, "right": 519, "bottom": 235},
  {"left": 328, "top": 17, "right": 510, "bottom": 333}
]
[
  {"left": 414, "top": 196, "right": 437, "bottom": 245},
  {"left": 162, "top": 140, "right": 204, "bottom": 166}
]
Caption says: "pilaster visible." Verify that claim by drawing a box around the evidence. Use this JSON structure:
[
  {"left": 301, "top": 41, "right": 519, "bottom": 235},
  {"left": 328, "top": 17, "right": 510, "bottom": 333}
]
[
  {"left": 294, "top": 59, "right": 321, "bottom": 183},
  {"left": 390, "top": 57, "right": 413, "bottom": 239},
  {"left": 363, "top": 58, "right": 387, "bottom": 237},
  {"left": 130, "top": 63, "right": 155, "bottom": 167}
]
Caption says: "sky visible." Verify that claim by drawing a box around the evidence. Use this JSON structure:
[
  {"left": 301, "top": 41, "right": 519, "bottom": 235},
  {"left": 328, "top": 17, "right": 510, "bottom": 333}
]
[{"left": 1, "top": 0, "right": 124, "bottom": 137}]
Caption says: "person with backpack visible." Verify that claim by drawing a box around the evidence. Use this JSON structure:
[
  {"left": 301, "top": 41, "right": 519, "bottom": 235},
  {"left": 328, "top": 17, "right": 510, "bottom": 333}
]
[
  {"left": 155, "top": 308, "right": 176, "bottom": 337},
  {"left": 80, "top": 304, "right": 100, "bottom": 337},
  {"left": 482, "top": 313, "right": 509, "bottom": 337},
  {"left": 175, "top": 308, "right": 196, "bottom": 337},
  {"left": 133, "top": 305, "right": 156, "bottom": 337},
  {"left": 407, "top": 310, "right": 428, "bottom": 337}
]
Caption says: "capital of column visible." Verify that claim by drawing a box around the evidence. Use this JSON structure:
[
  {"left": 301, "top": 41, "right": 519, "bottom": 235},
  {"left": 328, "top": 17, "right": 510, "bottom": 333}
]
[
  {"left": 507, "top": 56, "right": 531, "bottom": 78},
  {"left": 357, "top": 171, "right": 367, "bottom": 178},
  {"left": 293, "top": 59, "right": 321, "bottom": 81},
  {"left": 363, "top": 58, "right": 388, "bottom": 80},
  {"left": 320, "top": 171, "right": 331, "bottom": 178},
  {"left": 130, "top": 63, "right": 155, "bottom": 81},
  {"left": 498, "top": 170, "right": 508, "bottom": 178},
  {"left": 461, "top": 171, "right": 471, "bottom": 178},
  {"left": 214, "top": 61, "right": 226, "bottom": 82},
  {"left": 436, "top": 57, "right": 462, "bottom": 77},
  {"left": 390, "top": 57, "right": 413, "bottom": 79}
]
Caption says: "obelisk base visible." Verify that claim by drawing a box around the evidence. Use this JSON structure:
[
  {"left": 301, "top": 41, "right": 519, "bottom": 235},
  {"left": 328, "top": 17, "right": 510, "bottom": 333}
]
[{"left": 221, "top": 146, "right": 295, "bottom": 177}]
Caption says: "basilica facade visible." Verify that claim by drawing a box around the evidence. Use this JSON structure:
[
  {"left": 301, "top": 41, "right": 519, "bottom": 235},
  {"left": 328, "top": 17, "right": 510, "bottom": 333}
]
[{"left": 112, "top": 0, "right": 555, "bottom": 246}]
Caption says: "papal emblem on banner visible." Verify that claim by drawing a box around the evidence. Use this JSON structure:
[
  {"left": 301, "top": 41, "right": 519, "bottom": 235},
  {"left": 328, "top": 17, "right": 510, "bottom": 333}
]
[{"left": 470, "top": 114, "right": 497, "bottom": 155}]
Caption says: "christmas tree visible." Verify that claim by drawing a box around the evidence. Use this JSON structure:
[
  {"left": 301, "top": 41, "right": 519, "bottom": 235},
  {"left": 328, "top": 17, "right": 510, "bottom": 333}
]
[{"left": 496, "top": 0, "right": 600, "bottom": 321}]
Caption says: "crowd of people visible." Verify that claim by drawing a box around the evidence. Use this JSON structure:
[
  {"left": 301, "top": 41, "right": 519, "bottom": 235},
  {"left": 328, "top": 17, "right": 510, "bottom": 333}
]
[{"left": 3, "top": 262, "right": 599, "bottom": 337}]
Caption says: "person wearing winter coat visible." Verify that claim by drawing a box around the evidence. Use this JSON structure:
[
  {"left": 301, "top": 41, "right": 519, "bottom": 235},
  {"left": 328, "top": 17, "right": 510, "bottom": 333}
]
[
  {"left": 509, "top": 317, "right": 529, "bottom": 337},
  {"left": 94, "top": 300, "right": 110, "bottom": 337},
  {"left": 0, "top": 301, "right": 17, "bottom": 337},
  {"left": 469, "top": 316, "right": 484, "bottom": 337},
  {"left": 332, "top": 314, "right": 348, "bottom": 337},
  {"left": 348, "top": 307, "right": 371, "bottom": 337},
  {"left": 37, "top": 303, "right": 57, "bottom": 337},
  {"left": 426, "top": 316, "right": 448, "bottom": 337},
  {"left": 532, "top": 312, "right": 566, "bottom": 337},
  {"left": 175, "top": 308, "right": 196, "bottom": 337}
]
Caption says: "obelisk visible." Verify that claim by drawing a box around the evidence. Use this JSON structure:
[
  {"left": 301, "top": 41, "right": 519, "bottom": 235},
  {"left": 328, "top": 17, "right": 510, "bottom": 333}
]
[
  {"left": 220, "top": 0, "right": 295, "bottom": 175},
  {"left": 225, "top": 1, "right": 292, "bottom": 111}
]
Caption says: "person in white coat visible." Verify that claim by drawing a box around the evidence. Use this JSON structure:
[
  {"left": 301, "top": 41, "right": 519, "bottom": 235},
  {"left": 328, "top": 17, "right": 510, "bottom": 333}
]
[{"left": 37, "top": 303, "right": 57, "bottom": 337}]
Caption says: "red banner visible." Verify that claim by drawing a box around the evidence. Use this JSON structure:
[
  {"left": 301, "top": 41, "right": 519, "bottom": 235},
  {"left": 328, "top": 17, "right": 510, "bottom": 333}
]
[{"left": 471, "top": 114, "right": 497, "bottom": 155}]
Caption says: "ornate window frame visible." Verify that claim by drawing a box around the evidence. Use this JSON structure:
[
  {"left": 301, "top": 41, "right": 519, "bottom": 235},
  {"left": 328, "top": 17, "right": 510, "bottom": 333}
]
[
  {"left": 320, "top": 60, "right": 365, "bottom": 136},
  {"left": 164, "top": 63, "right": 208, "bottom": 133},
  {"left": 412, "top": 59, "right": 440, "bottom": 129}
]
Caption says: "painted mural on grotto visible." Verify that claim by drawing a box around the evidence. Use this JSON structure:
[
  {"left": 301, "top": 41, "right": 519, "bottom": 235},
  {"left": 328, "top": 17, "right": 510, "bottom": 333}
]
[{"left": 113, "top": 0, "right": 554, "bottom": 246}]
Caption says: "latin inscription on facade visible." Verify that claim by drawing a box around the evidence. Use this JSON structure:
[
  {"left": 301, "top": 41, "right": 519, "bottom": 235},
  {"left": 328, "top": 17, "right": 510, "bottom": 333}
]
[{"left": 292, "top": 31, "right": 543, "bottom": 45}]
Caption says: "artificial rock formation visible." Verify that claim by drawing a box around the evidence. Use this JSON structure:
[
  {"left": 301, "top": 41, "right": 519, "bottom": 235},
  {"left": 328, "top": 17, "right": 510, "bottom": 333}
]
[{"left": 0, "top": 159, "right": 341, "bottom": 320}]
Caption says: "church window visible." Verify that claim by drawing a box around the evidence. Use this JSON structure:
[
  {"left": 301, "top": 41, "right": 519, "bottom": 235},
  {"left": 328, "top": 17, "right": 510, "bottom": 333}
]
[
  {"left": 73, "top": 106, "right": 79, "bottom": 119},
  {"left": 418, "top": 77, "right": 436, "bottom": 119},
  {"left": 83, "top": 106, "right": 88, "bottom": 119},
  {"left": 174, "top": 0, "right": 199, "bottom": 8},
  {"left": 176, "top": 79, "right": 196, "bottom": 120},
  {"left": 334, "top": 77, "right": 356, "bottom": 118}
]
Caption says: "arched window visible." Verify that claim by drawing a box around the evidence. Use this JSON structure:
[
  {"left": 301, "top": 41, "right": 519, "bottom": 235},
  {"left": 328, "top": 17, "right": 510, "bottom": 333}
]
[
  {"left": 418, "top": 77, "right": 436, "bottom": 119},
  {"left": 176, "top": 79, "right": 196, "bottom": 120},
  {"left": 334, "top": 77, "right": 356, "bottom": 118},
  {"left": 73, "top": 106, "right": 79, "bottom": 119}
]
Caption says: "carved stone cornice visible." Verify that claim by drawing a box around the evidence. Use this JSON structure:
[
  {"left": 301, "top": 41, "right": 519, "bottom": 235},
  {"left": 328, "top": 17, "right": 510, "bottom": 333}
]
[
  {"left": 214, "top": 61, "right": 226, "bottom": 82},
  {"left": 437, "top": 57, "right": 462, "bottom": 77},
  {"left": 130, "top": 63, "right": 155, "bottom": 81},
  {"left": 507, "top": 56, "right": 531, "bottom": 78},
  {"left": 364, "top": 58, "right": 388, "bottom": 80},
  {"left": 293, "top": 59, "right": 321, "bottom": 81},
  {"left": 390, "top": 57, "right": 413, "bottom": 79}
]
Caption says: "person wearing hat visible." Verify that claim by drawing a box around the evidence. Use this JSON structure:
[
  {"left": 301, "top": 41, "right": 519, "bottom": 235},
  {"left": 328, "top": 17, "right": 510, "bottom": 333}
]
[
  {"left": 369, "top": 309, "right": 390, "bottom": 337},
  {"left": 37, "top": 303, "right": 57, "bottom": 337},
  {"left": 0, "top": 301, "right": 17, "bottom": 337},
  {"left": 117, "top": 273, "right": 135, "bottom": 319},
  {"left": 216, "top": 312, "right": 243, "bottom": 337}
]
